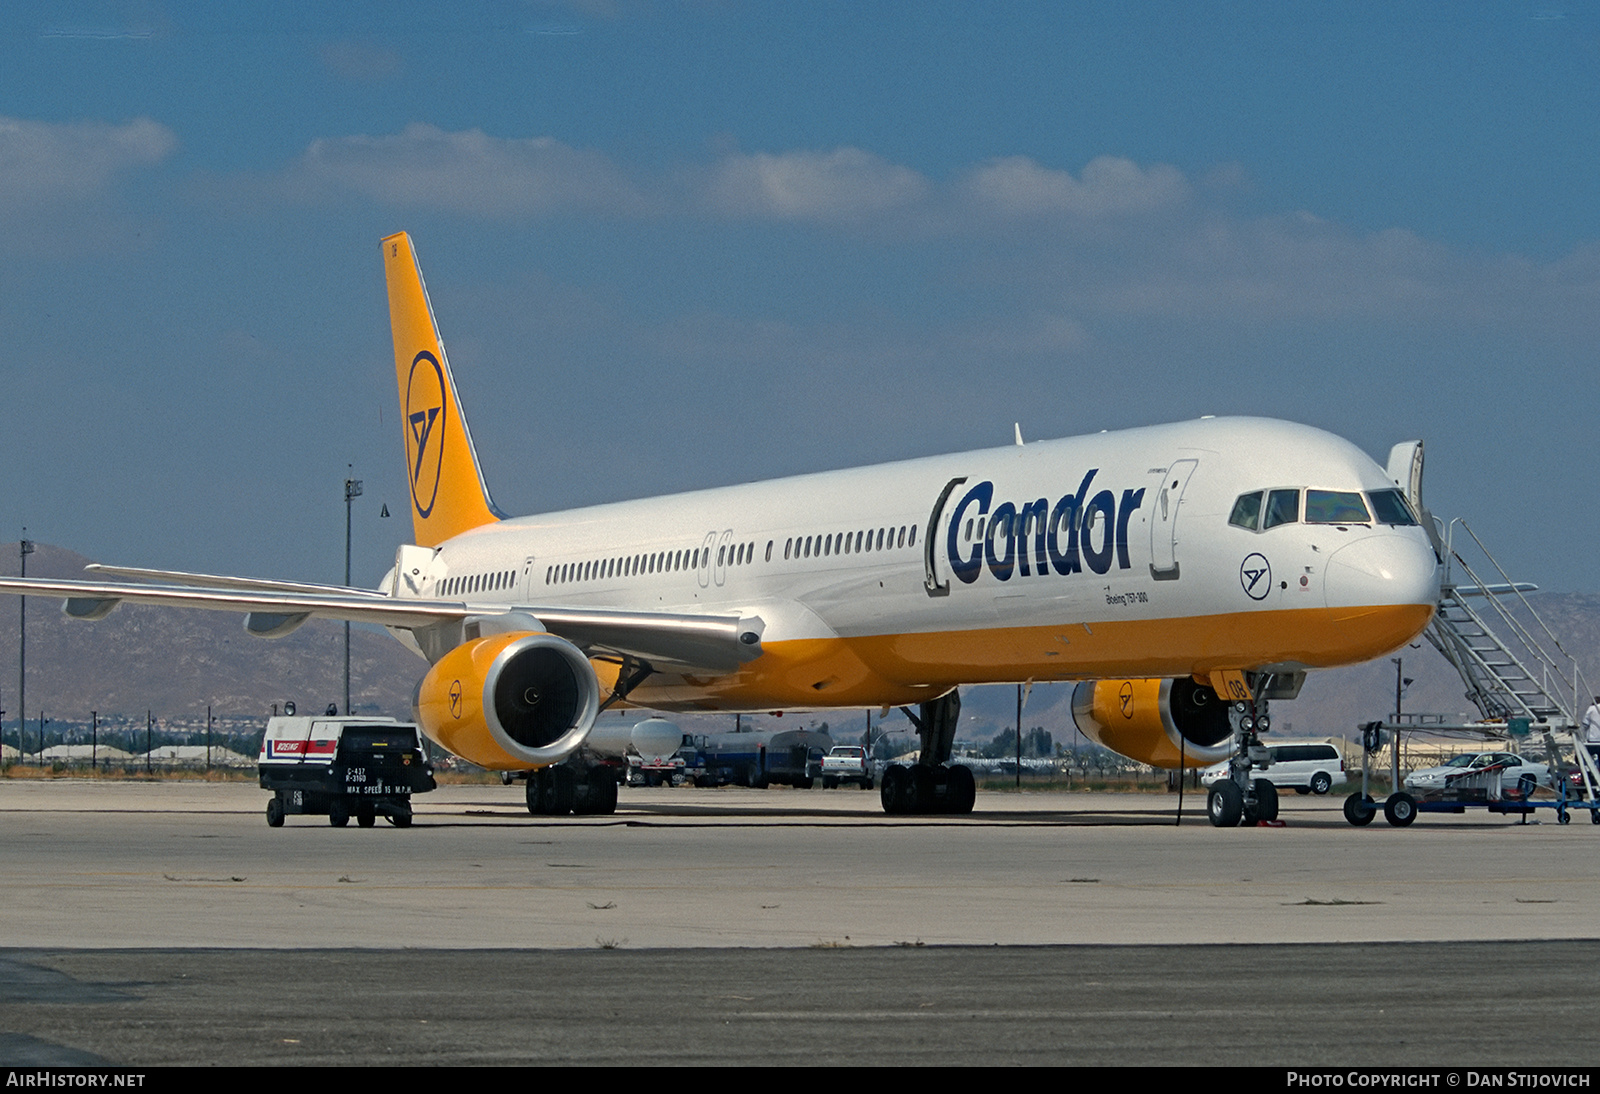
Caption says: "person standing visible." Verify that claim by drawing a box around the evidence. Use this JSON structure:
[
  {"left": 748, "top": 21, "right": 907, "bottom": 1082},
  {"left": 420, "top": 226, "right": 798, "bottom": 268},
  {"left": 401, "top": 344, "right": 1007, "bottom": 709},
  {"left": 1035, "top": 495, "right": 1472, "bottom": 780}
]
[{"left": 1582, "top": 697, "right": 1600, "bottom": 761}]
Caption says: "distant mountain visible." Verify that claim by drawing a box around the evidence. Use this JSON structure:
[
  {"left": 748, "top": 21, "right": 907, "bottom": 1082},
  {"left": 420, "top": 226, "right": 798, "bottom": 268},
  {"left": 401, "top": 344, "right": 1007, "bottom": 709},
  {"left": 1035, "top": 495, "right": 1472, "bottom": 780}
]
[{"left": 1, "top": 542, "right": 1593, "bottom": 752}]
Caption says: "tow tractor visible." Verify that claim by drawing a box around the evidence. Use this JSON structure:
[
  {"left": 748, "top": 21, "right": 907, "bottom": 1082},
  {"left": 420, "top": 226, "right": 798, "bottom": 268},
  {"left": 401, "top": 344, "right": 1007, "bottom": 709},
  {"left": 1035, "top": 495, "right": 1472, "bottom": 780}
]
[{"left": 259, "top": 714, "right": 436, "bottom": 828}]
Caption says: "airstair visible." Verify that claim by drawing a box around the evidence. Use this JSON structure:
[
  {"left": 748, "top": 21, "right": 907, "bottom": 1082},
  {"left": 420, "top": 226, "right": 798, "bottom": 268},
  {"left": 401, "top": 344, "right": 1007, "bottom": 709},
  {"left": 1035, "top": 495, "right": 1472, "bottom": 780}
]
[{"left": 1418, "top": 518, "right": 1599, "bottom": 806}]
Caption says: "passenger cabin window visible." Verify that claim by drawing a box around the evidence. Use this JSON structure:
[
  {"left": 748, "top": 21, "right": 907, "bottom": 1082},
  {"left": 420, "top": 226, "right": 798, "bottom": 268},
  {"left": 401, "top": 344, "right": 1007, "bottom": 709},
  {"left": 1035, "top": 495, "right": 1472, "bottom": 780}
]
[
  {"left": 1229, "top": 492, "right": 1263, "bottom": 531},
  {"left": 1305, "top": 490, "right": 1371, "bottom": 524},
  {"left": 1262, "top": 489, "right": 1300, "bottom": 529},
  {"left": 1367, "top": 488, "right": 1419, "bottom": 526}
]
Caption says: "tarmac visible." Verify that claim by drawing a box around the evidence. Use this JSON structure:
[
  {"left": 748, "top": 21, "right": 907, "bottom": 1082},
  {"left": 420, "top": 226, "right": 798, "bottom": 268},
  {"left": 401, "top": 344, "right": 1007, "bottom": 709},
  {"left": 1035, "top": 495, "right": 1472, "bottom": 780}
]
[{"left": 2, "top": 779, "right": 1597, "bottom": 1065}]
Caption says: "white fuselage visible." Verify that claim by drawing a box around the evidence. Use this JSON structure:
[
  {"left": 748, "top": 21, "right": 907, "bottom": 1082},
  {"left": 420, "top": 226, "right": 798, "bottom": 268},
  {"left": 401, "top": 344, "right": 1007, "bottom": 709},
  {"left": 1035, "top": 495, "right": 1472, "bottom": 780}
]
[{"left": 408, "top": 416, "right": 1439, "bottom": 711}]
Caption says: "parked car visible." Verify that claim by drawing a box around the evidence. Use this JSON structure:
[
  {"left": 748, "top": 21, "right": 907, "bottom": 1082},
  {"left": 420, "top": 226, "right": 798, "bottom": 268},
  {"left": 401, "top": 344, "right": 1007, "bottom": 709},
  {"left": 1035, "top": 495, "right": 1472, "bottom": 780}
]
[
  {"left": 1200, "top": 740, "right": 1345, "bottom": 795},
  {"left": 1404, "top": 751, "right": 1551, "bottom": 793}
]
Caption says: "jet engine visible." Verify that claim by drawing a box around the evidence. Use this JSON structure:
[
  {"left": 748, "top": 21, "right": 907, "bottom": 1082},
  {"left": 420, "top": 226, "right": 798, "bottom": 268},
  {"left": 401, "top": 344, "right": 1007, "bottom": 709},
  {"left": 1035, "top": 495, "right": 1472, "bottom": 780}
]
[
  {"left": 1070, "top": 677, "right": 1235, "bottom": 769},
  {"left": 413, "top": 631, "right": 601, "bottom": 770}
]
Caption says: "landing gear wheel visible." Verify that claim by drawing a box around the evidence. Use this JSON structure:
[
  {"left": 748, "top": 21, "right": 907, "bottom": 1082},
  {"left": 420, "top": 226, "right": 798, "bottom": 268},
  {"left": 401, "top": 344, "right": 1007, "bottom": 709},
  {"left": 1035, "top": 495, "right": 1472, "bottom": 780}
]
[
  {"left": 357, "top": 805, "right": 376, "bottom": 828},
  {"left": 593, "top": 769, "right": 618, "bottom": 815},
  {"left": 1252, "top": 779, "right": 1279, "bottom": 823},
  {"left": 1207, "top": 782, "right": 1244, "bottom": 828},
  {"left": 1310, "top": 772, "right": 1333, "bottom": 795},
  {"left": 329, "top": 800, "right": 349, "bottom": 828},
  {"left": 880, "top": 764, "right": 909, "bottom": 815},
  {"left": 908, "top": 765, "right": 935, "bottom": 813},
  {"left": 388, "top": 806, "right": 413, "bottom": 827},
  {"left": 541, "top": 766, "right": 576, "bottom": 815},
  {"left": 1343, "top": 793, "right": 1376, "bottom": 826},
  {"left": 1294, "top": 786, "right": 1311, "bottom": 795},
  {"left": 945, "top": 764, "right": 976, "bottom": 814},
  {"left": 823, "top": 776, "right": 838, "bottom": 790},
  {"left": 1383, "top": 791, "right": 1417, "bottom": 827},
  {"left": 265, "top": 796, "right": 284, "bottom": 828},
  {"left": 574, "top": 768, "right": 617, "bottom": 815},
  {"left": 526, "top": 771, "right": 547, "bottom": 816}
]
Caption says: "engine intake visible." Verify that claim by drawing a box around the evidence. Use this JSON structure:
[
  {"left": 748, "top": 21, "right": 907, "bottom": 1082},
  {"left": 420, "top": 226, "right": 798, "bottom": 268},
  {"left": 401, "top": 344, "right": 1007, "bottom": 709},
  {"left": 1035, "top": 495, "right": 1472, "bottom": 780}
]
[
  {"left": 1070, "top": 677, "right": 1235, "bottom": 769},
  {"left": 414, "top": 631, "right": 601, "bottom": 770}
]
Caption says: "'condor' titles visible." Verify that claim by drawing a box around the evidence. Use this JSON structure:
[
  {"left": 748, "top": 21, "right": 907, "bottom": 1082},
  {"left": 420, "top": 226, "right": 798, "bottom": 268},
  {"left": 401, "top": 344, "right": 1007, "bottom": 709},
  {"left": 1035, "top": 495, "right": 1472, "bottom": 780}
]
[{"left": 946, "top": 471, "right": 1146, "bottom": 584}]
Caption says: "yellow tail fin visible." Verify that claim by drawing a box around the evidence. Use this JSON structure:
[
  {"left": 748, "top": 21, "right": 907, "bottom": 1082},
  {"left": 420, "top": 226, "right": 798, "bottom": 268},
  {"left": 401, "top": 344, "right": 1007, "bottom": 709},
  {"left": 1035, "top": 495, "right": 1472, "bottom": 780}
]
[{"left": 382, "top": 232, "right": 501, "bottom": 548}]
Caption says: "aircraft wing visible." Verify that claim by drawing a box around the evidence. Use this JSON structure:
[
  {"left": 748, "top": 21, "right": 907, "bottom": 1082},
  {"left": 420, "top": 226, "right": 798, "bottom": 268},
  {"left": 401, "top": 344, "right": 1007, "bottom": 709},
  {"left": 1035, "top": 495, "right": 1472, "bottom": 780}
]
[
  {"left": 84, "top": 563, "right": 388, "bottom": 598},
  {"left": 0, "top": 576, "right": 763, "bottom": 674}
]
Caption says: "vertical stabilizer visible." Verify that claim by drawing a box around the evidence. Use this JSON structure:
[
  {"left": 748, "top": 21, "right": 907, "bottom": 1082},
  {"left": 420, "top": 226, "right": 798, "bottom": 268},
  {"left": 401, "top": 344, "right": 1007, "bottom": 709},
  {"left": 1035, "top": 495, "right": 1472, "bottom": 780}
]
[{"left": 382, "top": 232, "right": 501, "bottom": 548}]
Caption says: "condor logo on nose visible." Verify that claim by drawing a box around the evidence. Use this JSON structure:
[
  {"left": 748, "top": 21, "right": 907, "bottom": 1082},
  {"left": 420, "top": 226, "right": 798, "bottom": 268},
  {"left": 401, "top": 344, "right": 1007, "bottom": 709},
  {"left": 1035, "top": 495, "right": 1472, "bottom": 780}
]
[
  {"left": 1240, "top": 552, "right": 1271, "bottom": 601},
  {"left": 406, "top": 351, "right": 446, "bottom": 519}
]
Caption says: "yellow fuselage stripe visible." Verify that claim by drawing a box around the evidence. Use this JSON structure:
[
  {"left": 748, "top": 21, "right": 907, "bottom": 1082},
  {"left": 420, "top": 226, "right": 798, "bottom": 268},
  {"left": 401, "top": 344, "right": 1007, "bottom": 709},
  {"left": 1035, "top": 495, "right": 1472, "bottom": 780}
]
[{"left": 614, "top": 602, "right": 1434, "bottom": 710}]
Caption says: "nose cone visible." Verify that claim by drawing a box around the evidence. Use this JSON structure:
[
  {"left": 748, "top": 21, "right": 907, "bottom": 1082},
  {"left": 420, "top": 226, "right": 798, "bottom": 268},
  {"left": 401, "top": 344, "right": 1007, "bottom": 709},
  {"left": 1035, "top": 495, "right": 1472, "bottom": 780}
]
[
  {"left": 1317, "top": 532, "right": 1440, "bottom": 661},
  {"left": 1324, "top": 532, "right": 1440, "bottom": 610}
]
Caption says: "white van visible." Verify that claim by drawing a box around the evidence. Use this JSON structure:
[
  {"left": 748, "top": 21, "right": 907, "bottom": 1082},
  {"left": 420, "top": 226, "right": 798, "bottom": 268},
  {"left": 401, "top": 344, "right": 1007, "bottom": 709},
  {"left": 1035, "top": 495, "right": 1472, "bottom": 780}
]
[{"left": 1200, "top": 740, "right": 1346, "bottom": 795}]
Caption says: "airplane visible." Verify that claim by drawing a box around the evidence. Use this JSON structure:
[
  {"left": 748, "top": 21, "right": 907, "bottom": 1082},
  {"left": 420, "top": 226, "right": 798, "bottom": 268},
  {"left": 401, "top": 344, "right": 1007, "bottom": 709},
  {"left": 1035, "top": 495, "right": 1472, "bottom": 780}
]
[{"left": 0, "top": 232, "right": 1441, "bottom": 826}]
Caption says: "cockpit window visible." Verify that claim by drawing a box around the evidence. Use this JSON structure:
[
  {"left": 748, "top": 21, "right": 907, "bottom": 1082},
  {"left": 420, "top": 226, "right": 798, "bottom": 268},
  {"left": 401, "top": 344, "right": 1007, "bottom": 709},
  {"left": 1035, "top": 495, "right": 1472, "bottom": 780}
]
[
  {"left": 1367, "top": 488, "right": 1419, "bottom": 526},
  {"left": 1262, "top": 489, "right": 1299, "bottom": 529},
  {"left": 1228, "top": 492, "right": 1263, "bottom": 531},
  {"left": 1304, "top": 490, "right": 1371, "bottom": 524}
]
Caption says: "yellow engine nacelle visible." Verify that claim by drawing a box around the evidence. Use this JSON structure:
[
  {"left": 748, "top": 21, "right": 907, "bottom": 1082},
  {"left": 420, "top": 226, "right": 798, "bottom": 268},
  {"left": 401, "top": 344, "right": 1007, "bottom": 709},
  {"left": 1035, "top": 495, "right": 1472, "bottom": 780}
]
[
  {"left": 1070, "top": 678, "right": 1235, "bottom": 769},
  {"left": 413, "top": 631, "right": 601, "bottom": 771}
]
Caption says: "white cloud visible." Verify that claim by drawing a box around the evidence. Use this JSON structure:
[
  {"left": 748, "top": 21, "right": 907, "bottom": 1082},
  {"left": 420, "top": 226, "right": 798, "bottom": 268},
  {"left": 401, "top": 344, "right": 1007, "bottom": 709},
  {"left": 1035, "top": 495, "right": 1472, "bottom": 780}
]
[
  {"left": 963, "top": 155, "right": 1189, "bottom": 218},
  {"left": 290, "top": 124, "right": 650, "bottom": 217},
  {"left": 0, "top": 116, "right": 176, "bottom": 204},
  {"left": 702, "top": 147, "right": 929, "bottom": 222},
  {"left": 1084, "top": 214, "right": 1471, "bottom": 321}
]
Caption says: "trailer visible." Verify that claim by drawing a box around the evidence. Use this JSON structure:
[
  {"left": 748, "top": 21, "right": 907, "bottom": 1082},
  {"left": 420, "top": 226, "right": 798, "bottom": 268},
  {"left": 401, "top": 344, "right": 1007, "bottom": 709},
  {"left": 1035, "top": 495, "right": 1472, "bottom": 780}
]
[
  {"left": 689, "top": 729, "right": 833, "bottom": 789},
  {"left": 1342, "top": 721, "right": 1600, "bottom": 827},
  {"left": 259, "top": 716, "right": 436, "bottom": 827}
]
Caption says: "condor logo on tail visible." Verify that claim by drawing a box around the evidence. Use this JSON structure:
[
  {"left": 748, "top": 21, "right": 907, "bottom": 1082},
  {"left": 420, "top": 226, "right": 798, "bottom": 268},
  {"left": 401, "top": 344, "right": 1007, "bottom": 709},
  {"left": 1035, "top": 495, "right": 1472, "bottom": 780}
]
[{"left": 405, "top": 351, "right": 446, "bottom": 519}]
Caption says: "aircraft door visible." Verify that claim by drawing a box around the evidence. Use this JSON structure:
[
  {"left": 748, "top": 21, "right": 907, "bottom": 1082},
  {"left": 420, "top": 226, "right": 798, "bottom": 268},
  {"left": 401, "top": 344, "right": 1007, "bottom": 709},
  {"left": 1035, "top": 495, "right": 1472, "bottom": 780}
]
[
  {"left": 923, "top": 475, "right": 968, "bottom": 598},
  {"left": 520, "top": 556, "right": 537, "bottom": 601},
  {"left": 1385, "top": 440, "right": 1424, "bottom": 510},
  {"left": 713, "top": 529, "right": 733, "bottom": 587},
  {"left": 697, "top": 532, "right": 717, "bottom": 589},
  {"left": 1149, "top": 459, "right": 1198, "bottom": 581}
]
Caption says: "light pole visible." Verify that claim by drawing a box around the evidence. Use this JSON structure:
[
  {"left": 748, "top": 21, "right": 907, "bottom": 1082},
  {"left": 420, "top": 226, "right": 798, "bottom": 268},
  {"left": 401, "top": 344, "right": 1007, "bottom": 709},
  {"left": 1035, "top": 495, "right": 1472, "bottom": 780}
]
[
  {"left": 344, "top": 468, "right": 363, "bottom": 716},
  {"left": 19, "top": 535, "right": 32, "bottom": 762}
]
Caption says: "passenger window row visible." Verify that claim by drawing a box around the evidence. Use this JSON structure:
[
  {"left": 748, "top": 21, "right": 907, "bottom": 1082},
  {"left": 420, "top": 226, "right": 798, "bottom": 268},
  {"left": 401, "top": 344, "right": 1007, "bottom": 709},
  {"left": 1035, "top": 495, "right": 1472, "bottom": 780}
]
[
  {"left": 782, "top": 524, "right": 916, "bottom": 561},
  {"left": 719, "top": 541, "right": 762, "bottom": 567},
  {"left": 962, "top": 509, "right": 1063, "bottom": 543},
  {"left": 535, "top": 522, "right": 922, "bottom": 588},
  {"left": 544, "top": 547, "right": 706, "bottom": 587},
  {"left": 439, "top": 570, "right": 516, "bottom": 598}
]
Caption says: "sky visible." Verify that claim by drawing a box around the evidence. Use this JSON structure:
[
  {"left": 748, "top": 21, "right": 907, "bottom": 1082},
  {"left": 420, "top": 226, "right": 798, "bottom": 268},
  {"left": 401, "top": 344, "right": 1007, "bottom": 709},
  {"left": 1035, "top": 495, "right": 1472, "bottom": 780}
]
[{"left": 0, "top": 1, "right": 1596, "bottom": 595}]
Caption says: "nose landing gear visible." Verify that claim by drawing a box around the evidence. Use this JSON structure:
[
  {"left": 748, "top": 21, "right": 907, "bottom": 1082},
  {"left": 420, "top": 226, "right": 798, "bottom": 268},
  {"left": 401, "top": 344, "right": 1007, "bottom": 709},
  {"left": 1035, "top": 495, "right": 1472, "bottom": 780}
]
[{"left": 1206, "top": 697, "right": 1279, "bottom": 827}]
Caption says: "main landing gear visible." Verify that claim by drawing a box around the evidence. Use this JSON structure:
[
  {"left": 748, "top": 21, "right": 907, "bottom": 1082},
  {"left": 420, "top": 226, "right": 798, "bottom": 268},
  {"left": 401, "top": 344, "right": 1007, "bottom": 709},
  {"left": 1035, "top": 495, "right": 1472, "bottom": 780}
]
[
  {"left": 525, "top": 759, "right": 620, "bottom": 816},
  {"left": 883, "top": 690, "right": 976, "bottom": 815},
  {"left": 1206, "top": 695, "right": 1280, "bottom": 827}
]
